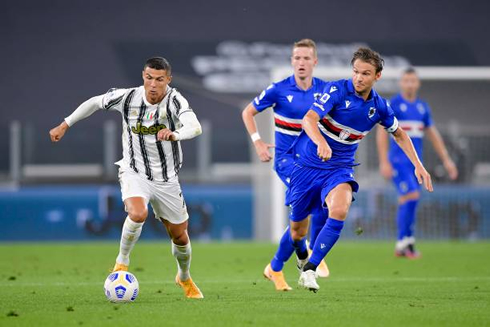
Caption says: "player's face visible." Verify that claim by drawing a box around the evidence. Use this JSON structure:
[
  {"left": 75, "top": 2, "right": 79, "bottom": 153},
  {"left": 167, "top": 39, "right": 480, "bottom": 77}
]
[
  {"left": 352, "top": 59, "right": 381, "bottom": 95},
  {"left": 399, "top": 72, "right": 420, "bottom": 96},
  {"left": 142, "top": 67, "right": 172, "bottom": 104},
  {"left": 291, "top": 47, "right": 317, "bottom": 80}
]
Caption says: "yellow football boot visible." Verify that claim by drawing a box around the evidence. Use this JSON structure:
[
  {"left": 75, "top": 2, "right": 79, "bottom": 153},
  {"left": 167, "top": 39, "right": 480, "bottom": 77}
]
[
  {"left": 112, "top": 263, "right": 129, "bottom": 272},
  {"left": 263, "top": 264, "right": 292, "bottom": 291},
  {"left": 175, "top": 276, "right": 204, "bottom": 299}
]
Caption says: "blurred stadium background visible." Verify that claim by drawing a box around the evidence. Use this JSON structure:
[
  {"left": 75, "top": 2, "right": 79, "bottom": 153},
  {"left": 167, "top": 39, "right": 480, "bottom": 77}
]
[{"left": 1, "top": 0, "right": 490, "bottom": 244}]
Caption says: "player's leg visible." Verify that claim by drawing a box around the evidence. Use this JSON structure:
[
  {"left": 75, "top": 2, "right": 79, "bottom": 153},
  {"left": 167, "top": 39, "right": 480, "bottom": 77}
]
[
  {"left": 264, "top": 160, "right": 312, "bottom": 291},
  {"left": 290, "top": 219, "right": 310, "bottom": 269},
  {"left": 266, "top": 225, "right": 295, "bottom": 291},
  {"left": 300, "top": 182, "right": 355, "bottom": 291},
  {"left": 153, "top": 178, "right": 203, "bottom": 299},
  {"left": 392, "top": 163, "right": 421, "bottom": 258},
  {"left": 160, "top": 218, "right": 203, "bottom": 299},
  {"left": 400, "top": 192, "right": 421, "bottom": 258},
  {"left": 114, "top": 169, "right": 150, "bottom": 272},
  {"left": 308, "top": 206, "right": 329, "bottom": 278}
]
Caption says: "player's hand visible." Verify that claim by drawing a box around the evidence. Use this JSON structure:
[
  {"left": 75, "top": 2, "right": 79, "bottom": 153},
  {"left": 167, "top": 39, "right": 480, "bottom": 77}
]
[
  {"left": 254, "top": 139, "right": 274, "bottom": 162},
  {"left": 379, "top": 161, "right": 393, "bottom": 180},
  {"left": 443, "top": 158, "right": 459, "bottom": 180},
  {"left": 317, "top": 141, "right": 332, "bottom": 162},
  {"left": 49, "top": 121, "right": 69, "bottom": 142},
  {"left": 157, "top": 128, "right": 177, "bottom": 141},
  {"left": 414, "top": 164, "right": 433, "bottom": 192}
]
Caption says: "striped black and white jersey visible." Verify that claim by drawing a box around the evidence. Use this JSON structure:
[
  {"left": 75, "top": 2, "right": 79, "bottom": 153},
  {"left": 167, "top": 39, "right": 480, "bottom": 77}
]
[{"left": 103, "top": 85, "right": 195, "bottom": 182}]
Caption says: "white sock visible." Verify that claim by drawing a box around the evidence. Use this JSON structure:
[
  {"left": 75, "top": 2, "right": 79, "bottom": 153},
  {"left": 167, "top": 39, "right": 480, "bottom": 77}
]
[
  {"left": 116, "top": 216, "right": 144, "bottom": 266},
  {"left": 172, "top": 242, "right": 191, "bottom": 281}
]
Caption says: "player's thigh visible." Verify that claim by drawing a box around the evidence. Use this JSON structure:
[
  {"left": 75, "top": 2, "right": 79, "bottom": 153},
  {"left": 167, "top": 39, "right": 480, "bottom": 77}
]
[
  {"left": 325, "top": 183, "right": 353, "bottom": 221},
  {"left": 288, "top": 166, "right": 323, "bottom": 223},
  {"left": 124, "top": 197, "right": 149, "bottom": 222},
  {"left": 119, "top": 169, "right": 151, "bottom": 222},
  {"left": 392, "top": 162, "right": 420, "bottom": 196},
  {"left": 149, "top": 177, "right": 189, "bottom": 225}
]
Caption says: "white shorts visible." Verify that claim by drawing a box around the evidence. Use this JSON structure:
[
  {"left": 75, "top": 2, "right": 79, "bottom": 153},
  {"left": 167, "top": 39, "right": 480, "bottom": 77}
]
[{"left": 118, "top": 168, "right": 189, "bottom": 224}]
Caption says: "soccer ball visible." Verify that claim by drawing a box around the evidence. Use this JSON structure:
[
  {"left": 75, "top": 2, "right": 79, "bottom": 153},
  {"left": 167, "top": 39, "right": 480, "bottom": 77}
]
[{"left": 104, "top": 271, "right": 139, "bottom": 303}]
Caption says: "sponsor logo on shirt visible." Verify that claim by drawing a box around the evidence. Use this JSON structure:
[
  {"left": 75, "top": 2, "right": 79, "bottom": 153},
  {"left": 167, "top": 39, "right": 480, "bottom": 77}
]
[
  {"left": 131, "top": 122, "right": 167, "bottom": 135},
  {"left": 345, "top": 100, "right": 351, "bottom": 108},
  {"left": 287, "top": 95, "right": 293, "bottom": 103}
]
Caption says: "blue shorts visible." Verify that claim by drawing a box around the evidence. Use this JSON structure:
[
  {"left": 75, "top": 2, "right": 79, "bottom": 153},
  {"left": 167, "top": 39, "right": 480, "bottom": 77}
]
[
  {"left": 288, "top": 164, "right": 359, "bottom": 222},
  {"left": 391, "top": 161, "right": 420, "bottom": 195},
  {"left": 275, "top": 155, "right": 294, "bottom": 186}
]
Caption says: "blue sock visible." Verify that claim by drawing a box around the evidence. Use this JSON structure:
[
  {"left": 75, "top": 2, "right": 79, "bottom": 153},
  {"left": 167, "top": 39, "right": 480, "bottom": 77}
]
[
  {"left": 404, "top": 200, "right": 418, "bottom": 237},
  {"left": 309, "top": 218, "right": 344, "bottom": 266},
  {"left": 397, "top": 200, "right": 418, "bottom": 240},
  {"left": 270, "top": 226, "right": 295, "bottom": 271},
  {"left": 309, "top": 210, "right": 328, "bottom": 250}
]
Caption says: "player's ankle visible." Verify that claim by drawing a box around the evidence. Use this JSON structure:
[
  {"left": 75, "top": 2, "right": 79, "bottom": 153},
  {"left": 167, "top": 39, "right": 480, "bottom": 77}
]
[{"left": 303, "top": 262, "right": 317, "bottom": 272}]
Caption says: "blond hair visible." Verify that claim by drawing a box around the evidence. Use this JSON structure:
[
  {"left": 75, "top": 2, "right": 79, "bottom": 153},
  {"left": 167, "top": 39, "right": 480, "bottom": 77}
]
[{"left": 293, "top": 39, "right": 317, "bottom": 57}]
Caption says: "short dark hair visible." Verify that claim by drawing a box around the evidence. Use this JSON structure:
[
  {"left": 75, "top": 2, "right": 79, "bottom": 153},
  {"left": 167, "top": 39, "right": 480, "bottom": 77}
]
[
  {"left": 144, "top": 57, "right": 172, "bottom": 74},
  {"left": 403, "top": 67, "right": 417, "bottom": 75},
  {"left": 351, "top": 47, "right": 384, "bottom": 73}
]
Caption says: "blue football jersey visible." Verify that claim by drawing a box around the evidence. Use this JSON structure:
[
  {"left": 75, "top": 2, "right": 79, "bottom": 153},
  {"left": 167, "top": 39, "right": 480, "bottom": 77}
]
[
  {"left": 293, "top": 79, "right": 399, "bottom": 169},
  {"left": 388, "top": 94, "right": 433, "bottom": 164},
  {"left": 253, "top": 75, "right": 328, "bottom": 163}
]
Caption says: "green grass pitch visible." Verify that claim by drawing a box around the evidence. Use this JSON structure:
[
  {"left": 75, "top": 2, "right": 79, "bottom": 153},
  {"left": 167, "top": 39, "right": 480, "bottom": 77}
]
[{"left": 0, "top": 241, "right": 489, "bottom": 326}]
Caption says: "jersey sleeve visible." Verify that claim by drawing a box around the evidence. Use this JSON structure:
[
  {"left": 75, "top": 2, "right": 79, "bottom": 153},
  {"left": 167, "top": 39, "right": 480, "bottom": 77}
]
[
  {"left": 378, "top": 99, "right": 399, "bottom": 133},
  {"left": 252, "top": 84, "right": 278, "bottom": 112},
  {"left": 170, "top": 91, "right": 193, "bottom": 118},
  {"left": 423, "top": 102, "right": 434, "bottom": 128},
  {"left": 102, "top": 88, "right": 127, "bottom": 112},
  {"left": 310, "top": 82, "right": 342, "bottom": 118}
]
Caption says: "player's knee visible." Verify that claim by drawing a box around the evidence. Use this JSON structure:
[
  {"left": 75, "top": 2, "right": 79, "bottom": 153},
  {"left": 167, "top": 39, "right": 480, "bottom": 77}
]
[
  {"left": 290, "top": 227, "right": 307, "bottom": 241},
  {"left": 399, "top": 191, "right": 420, "bottom": 204},
  {"left": 127, "top": 207, "right": 148, "bottom": 223},
  {"left": 328, "top": 205, "right": 349, "bottom": 221},
  {"left": 171, "top": 230, "right": 189, "bottom": 246}
]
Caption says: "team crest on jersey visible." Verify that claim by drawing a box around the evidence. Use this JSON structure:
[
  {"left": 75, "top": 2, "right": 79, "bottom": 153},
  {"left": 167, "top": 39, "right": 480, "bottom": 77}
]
[
  {"left": 286, "top": 95, "right": 294, "bottom": 103},
  {"left": 130, "top": 110, "right": 138, "bottom": 117},
  {"left": 368, "top": 107, "right": 377, "bottom": 118},
  {"left": 417, "top": 103, "right": 425, "bottom": 114},
  {"left": 400, "top": 103, "right": 407, "bottom": 112},
  {"left": 131, "top": 122, "right": 167, "bottom": 135},
  {"left": 339, "top": 129, "right": 351, "bottom": 140}
]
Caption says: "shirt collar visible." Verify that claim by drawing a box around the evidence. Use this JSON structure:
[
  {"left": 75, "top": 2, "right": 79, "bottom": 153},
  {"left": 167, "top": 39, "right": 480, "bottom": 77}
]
[{"left": 289, "top": 75, "right": 316, "bottom": 89}]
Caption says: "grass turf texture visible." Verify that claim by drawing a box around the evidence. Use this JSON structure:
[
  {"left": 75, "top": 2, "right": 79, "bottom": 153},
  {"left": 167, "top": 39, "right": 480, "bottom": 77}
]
[{"left": 0, "top": 242, "right": 489, "bottom": 326}]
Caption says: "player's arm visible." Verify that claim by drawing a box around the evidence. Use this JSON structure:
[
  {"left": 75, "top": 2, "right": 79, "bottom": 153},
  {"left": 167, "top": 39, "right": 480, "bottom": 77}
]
[
  {"left": 241, "top": 102, "right": 274, "bottom": 162},
  {"left": 158, "top": 111, "right": 202, "bottom": 141},
  {"left": 376, "top": 125, "right": 392, "bottom": 180},
  {"left": 391, "top": 127, "right": 433, "bottom": 192},
  {"left": 303, "top": 110, "right": 331, "bottom": 161},
  {"left": 49, "top": 95, "right": 104, "bottom": 142},
  {"left": 426, "top": 126, "right": 458, "bottom": 180}
]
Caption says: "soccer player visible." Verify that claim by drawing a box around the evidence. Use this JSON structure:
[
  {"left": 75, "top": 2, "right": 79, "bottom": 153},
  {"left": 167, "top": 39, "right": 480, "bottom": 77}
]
[
  {"left": 49, "top": 57, "right": 204, "bottom": 299},
  {"left": 242, "top": 39, "right": 329, "bottom": 291},
  {"left": 288, "top": 47, "right": 433, "bottom": 292},
  {"left": 376, "top": 68, "right": 458, "bottom": 258}
]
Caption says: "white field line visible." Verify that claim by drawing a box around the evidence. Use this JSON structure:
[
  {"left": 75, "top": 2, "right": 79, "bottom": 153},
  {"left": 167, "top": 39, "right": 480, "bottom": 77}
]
[{"left": 1, "top": 276, "right": 490, "bottom": 287}]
